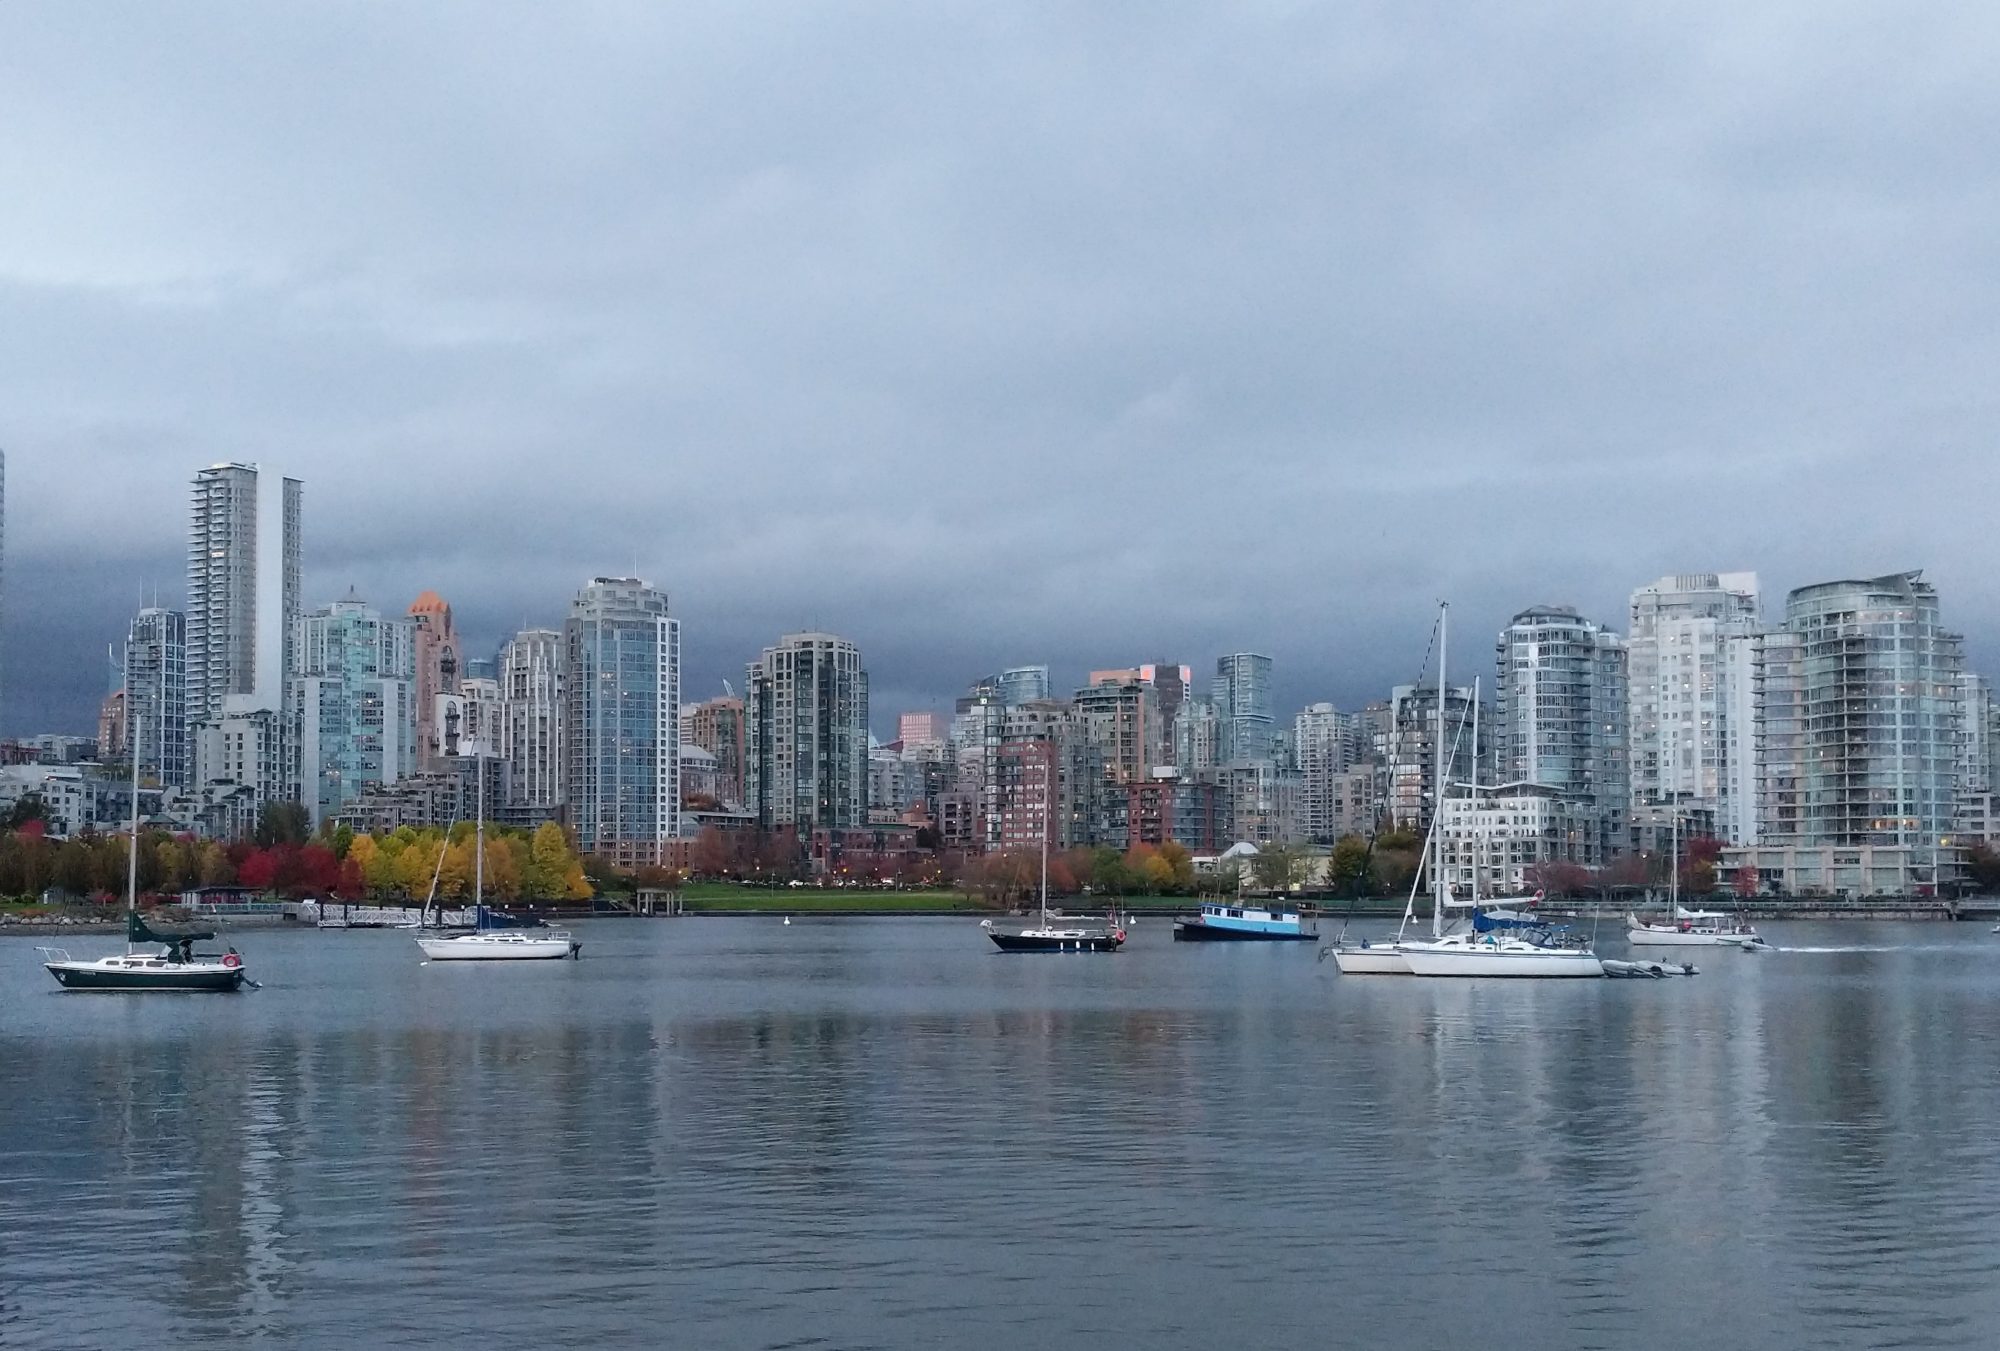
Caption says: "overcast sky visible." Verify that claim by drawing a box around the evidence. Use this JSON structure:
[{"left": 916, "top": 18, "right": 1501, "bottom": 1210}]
[{"left": 4, "top": 2, "right": 1998, "bottom": 737}]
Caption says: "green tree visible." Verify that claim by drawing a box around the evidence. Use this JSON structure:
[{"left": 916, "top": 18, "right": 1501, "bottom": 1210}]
[
  {"left": 5, "top": 793, "right": 48, "bottom": 830},
  {"left": 1329, "top": 835, "right": 1376, "bottom": 897},
  {"left": 255, "top": 801, "right": 311, "bottom": 848},
  {"left": 1250, "top": 844, "right": 1308, "bottom": 892}
]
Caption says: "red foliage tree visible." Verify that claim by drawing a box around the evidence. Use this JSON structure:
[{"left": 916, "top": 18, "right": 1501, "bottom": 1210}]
[{"left": 236, "top": 847, "right": 281, "bottom": 891}]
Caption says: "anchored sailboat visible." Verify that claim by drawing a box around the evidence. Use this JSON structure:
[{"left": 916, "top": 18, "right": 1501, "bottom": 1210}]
[
  {"left": 416, "top": 756, "right": 580, "bottom": 962},
  {"left": 41, "top": 716, "right": 252, "bottom": 992},
  {"left": 982, "top": 750, "right": 1125, "bottom": 952}
]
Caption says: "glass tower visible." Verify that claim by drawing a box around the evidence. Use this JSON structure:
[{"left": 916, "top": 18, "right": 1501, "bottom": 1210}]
[{"left": 564, "top": 578, "right": 680, "bottom": 868}]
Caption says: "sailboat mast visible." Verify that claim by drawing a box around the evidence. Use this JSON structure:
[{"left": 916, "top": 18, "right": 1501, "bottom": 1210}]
[
  {"left": 474, "top": 753, "right": 485, "bottom": 909},
  {"left": 1039, "top": 748, "right": 1051, "bottom": 926},
  {"left": 1670, "top": 803, "right": 1679, "bottom": 916},
  {"left": 1434, "top": 602, "right": 1448, "bottom": 940},
  {"left": 127, "top": 713, "right": 141, "bottom": 921},
  {"left": 1470, "top": 676, "right": 1480, "bottom": 911}
]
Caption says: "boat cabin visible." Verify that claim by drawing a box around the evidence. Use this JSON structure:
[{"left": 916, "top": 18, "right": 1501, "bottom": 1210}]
[{"left": 1198, "top": 901, "right": 1309, "bottom": 934}]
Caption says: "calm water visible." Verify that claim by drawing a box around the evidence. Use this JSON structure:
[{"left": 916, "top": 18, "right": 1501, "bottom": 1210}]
[{"left": 4, "top": 917, "right": 2000, "bottom": 1349}]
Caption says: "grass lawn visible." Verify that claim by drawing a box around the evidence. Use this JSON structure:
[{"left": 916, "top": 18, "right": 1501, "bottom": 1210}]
[{"left": 677, "top": 882, "right": 976, "bottom": 913}]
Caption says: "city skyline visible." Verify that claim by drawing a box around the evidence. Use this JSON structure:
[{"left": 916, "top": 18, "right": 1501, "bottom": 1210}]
[{"left": 6, "top": 7, "right": 2000, "bottom": 734}]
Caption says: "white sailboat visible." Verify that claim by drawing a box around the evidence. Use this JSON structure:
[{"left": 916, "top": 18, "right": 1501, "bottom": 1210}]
[
  {"left": 416, "top": 757, "right": 580, "bottom": 962},
  {"left": 1400, "top": 676, "right": 1604, "bottom": 979},
  {"left": 1332, "top": 603, "right": 1459, "bottom": 975},
  {"left": 1627, "top": 809, "right": 1768, "bottom": 949}
]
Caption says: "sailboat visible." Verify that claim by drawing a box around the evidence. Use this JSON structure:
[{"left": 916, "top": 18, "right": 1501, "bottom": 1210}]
[
  {"left": 41, "top": 716, "right": 252, "bottom": 992},
  {"left": 1330, "top": 602, "right": 1462, "bottom": 975},
  {"left": 1398, "top": 673, "right": 1604, "bottom": 978},
  {"left": 1626, "top": 810, "right": 1768, "bottom": 949},
  {"left": 416, "top": 756, "right": 580, "bottom": 962},
  {"left": 981, "top": 753, "right": 1125, "bottom": 952}
]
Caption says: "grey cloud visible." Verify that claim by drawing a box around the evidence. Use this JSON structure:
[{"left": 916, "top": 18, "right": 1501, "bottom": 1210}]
[{"left": 3, "top": 2, "right": 1998, "bottom": 734}]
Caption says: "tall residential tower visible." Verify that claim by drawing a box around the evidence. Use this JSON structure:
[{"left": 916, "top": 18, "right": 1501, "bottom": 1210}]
[{"left": 564, "top": 578, "right": 680, "bottom": 868}]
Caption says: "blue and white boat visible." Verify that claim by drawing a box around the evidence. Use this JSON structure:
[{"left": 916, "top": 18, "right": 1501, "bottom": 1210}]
[{"left": 1173, "top": 899, "right": 1319, "bottom": 942}]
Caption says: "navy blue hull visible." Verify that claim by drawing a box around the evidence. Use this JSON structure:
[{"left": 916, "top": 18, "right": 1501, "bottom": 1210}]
[{"left": 987, "top": 932, "right": 1123, "bottom": 952}]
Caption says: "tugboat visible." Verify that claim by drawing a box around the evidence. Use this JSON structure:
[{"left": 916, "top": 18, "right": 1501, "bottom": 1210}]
[
  {"left": 980, "top": 755, "right": 1125, "bottom": 953},
  {"left": 41, "top": 717, "right": 252, "bottom": 992},
  {"left": 1174, "top": 899, "right": 1318, "bottom": 942}
]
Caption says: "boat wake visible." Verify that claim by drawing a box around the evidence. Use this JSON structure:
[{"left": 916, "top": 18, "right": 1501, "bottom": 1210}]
[{"left": 1777, "top": 944, "right": 1984, "bottom": 955}]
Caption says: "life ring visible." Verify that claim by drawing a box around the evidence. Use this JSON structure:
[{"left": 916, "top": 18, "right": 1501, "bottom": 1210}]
[{"left": 222, "top": 953, "right": 242, "bottom": 969}]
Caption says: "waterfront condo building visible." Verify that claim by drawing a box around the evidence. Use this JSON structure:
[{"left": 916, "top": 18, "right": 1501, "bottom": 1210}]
[
  {"left": 1385, "top": 682, "right": 1481, "bottom": 835},
  {"left": 1626, "top": 572, "right": 1762, "bottom": 842},
  {"left": 1494, "top": 606, "right": 1629, "bottom": 864},
  {"left": 744, "top": 632, "right": 870, "bottom": 846},
  {"left": 1786, "top": 571, "right": 1963, "bottom": 846},
  {"left": 564, "top": 577, "right": 681, "bottom": 869},
  {"left": 124, "top": 607, "right": 189, "bottom": 788},
  {"left": 500, "top": 628, "right": 565, "bottom": 812},
  {"left": 288, "top": 596, "right": 418, "bottom": 827}
]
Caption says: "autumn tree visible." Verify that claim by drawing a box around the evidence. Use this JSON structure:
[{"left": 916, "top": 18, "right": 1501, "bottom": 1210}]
[{"left": 1328, "top": 835, "right": 1375, "bottom": 898}]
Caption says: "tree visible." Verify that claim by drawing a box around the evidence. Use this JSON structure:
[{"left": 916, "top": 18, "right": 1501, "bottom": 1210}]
[
  {"left": 1683, "top": 836, "right": 1723, "bottom": 896},
  {"left": 1733, "top": 863, "right": 1760, "bottom": 899},
  {"left": 1965, "top": 844, "right": 2000, "bottom": 893},
  {"left": 254, "top": 801, "right": 311, "bottom": 848},
  {"left": 1524, "top": 861, "right": 1592, "bottom": 899},
  {"left": 1158, "top": 841, "right": 1195, "bottom": 893},
  {"left": 5, "top": 793, "right": 49, "bottom": 830},
  {"left": 1250, "top": 845, "right": 1309, "bottom": 892},
  {"left": 1328, "top": 835, "right": 1376, "bottom": 898},
  {"left": 196, "top": 840, "right": 235, "bottom": 887},
  {"left": 689, "top": 826, "right": 737, "bottom": 878}
]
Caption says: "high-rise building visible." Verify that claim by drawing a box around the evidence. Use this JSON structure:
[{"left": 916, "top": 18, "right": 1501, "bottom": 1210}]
[
  {"left": 745, "top": 632, "right": 869, "bottom": 842},
  {"left": 97, "top": 690, "right": 127, "bottom": 763},
  {"left": 681, "top": 695, "right": 747, "bottom": 806},
  {"left": 1785, "top": 571, "right": 1963, "bottom": 845},
  {"left": 564, "top": 577, "right": 680, "bottom": 868},
  {"left": 125, "top": 607, "right": 189, "bottom": 788},
  {"left": 996, "top": 665, "right": 1051, "bottom": 706},
  {"left": 408, "top": 591, "right": 460, "bottom": 769},
  {"left": 500, "top": 628, "right": 564, "bottom": 811},
  {"left": 1627, "top": 573, "right": 1761, "bottom": 837},
  {"left": 1293, "top": 702, "right": 1355, "bottom": 842},
  {"left": 1, "top": 448, "right": 6, "bottom": 728},
  {"left": 1956, "top": 673, "right": 1994, "bottom": 796},
  {"left": 1213, "top": 653, "right": 1275, "bottom": 763},
  {"left": 1073, "top": 675, "right": 1156, "bottom": 845},
  {"left": 1494, "top": 605, "right": 1629, "bottom": 862},
  {"left": 1175, "top": 697, "right": 1221, "bottom": 773},
  {"left": 1385, "top": 683, "right": 1481, "bottom": 834},
  {"left": 1750, "top": 630, "right": 1806, "bottom": 845},
  {"left": 187, "top": 463, "right": 301, "bottom": 726},
  {"left": 898, "top": 711, "right": 946, "bottom": 746},
  {"left": 288, "top": 596, "right": 417, "bottom": 827},
  {"left": 1091, "top": 663, "right": 1191, "bottom": 770}
]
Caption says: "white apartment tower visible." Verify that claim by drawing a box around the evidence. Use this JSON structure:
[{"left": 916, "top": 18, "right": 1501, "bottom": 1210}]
[
  {"left": 564, "top": 578, "right": 680, "bottom": 869},
  {"left": 1495, "top": 605, "right": 1630, "bottom": 863},
  {"left": 501, "top": 628, "right": 565, "bottom": 810},
  {"left": 187, "top": 463, "right": 302, "bottom": 724},
  {"left": 1627, "top": 572, "right": 1762, "bottom": 842}
]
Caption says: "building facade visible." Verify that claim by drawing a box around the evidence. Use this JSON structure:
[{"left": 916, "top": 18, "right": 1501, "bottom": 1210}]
[
  {"left": 1494, "top": 605, "right": 1629, "bottom": 861},
  {"left": 564, "top": 577, "right": 681, "bottom": 868},
  {"left": 1626, "top": 572, "right": 1761, "bottom": 840},
  {"left": 288, "top": 597, "right": 417, "bottom": 827},
  {"left": 744, "top": 632, "right": 869, "bottom": 844},
  {"left": 681, "top": 695, "right": 747, "bottom": 807},
  {"left": 1385, "top": 683, "right": 1481, "bottom": 835},
  {"left": 187, "top": 463, "right": 301, "bottom": 727},
  {"left": 1293, "top": 702, "right": 1355, "bottom": 842},
  {"left": 996, "top": 665, "right": 1052, "bottom": 706},
  {"left": 500, "top": 628, "right": 564, "bottom": 812},
  {"left": 125, "top": 607, "right": 189, "bottom": 788},
  {"left": 408, "top": 591, "right": 460, "bottom": 769},
  {"left": 1785, "top": 571, "right": 1963, "bottom": 847},
  {"left": 1213, "top": 653, "right": 1275, "bottom": 763}
]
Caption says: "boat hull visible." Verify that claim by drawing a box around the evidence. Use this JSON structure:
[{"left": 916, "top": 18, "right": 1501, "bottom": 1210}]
[
  {"left": 1173, "top": 919, "right": 1316, "bottom": 942},
  {"left": 1403, "top": 947, "right": 1604, "bottom": 978},
  {"left": 1627, "top": 926, "right": 1764, "bottom": 949},
  {"left": 417, "top": 935, "right": 580, "bottom": 961},
  {"left": 1330, "top": 945, "right": 1413, "bottom": 974},
  {"left": 987, "top": 931, "right": 1123, "bottom": 952},
  {"left": 44, "top": 961, "right": 246, "bottom": 992}
]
